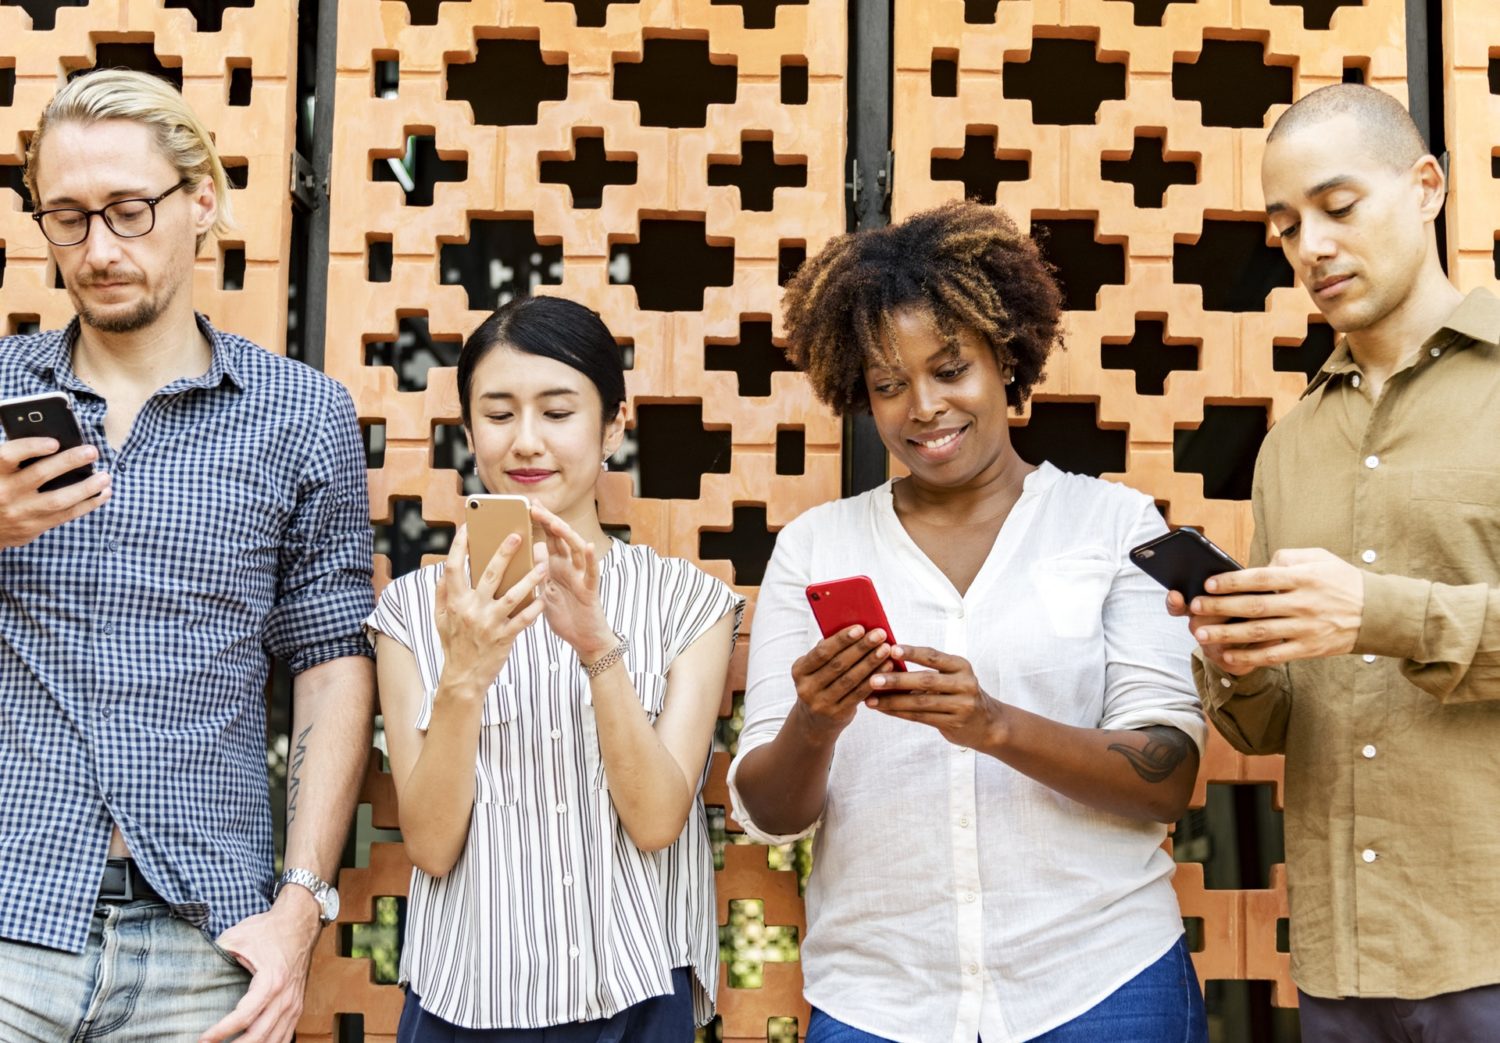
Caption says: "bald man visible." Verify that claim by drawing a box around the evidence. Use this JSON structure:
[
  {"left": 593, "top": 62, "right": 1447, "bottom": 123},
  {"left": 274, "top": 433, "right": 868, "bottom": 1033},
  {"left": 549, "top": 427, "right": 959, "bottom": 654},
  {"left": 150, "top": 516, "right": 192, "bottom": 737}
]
[{"left": 1169, "top": 84, "right": 1500, "bottom": 1040}]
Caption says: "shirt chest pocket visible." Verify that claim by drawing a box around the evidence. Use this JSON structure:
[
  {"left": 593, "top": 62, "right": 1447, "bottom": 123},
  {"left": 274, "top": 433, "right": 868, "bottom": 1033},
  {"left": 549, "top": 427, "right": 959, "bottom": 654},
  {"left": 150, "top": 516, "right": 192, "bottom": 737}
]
[
  {"left": 475, "top": 684, "right": 523, "bottom": 806},
  {"left": 1410, "top": 470, "right": 1500, "bottom": 585},
  {"left": 1028, "top": 554, "right": 1116, "bottom": 640}
]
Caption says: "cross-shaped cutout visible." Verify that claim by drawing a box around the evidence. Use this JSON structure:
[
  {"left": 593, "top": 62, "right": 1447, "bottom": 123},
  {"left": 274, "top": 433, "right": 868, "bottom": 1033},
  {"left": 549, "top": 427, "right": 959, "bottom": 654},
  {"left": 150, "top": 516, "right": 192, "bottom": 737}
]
[
  {"left": 634, "top": 403, "right": 731, "bottom": 499},
  {"left": 930, "top": 133, "right": 1029, "bottom": 204},
  {"left": 1175, "top": 406, "right": 1269, "bottom": 501},
  {"left": 707, "top": 139, "right": 808, "bottom": 212},
  {"left": 1004, "top": 39, "right": 1126, "bottom": 125},
  {"left": 1173, "top": 40, "right": 1291, "bottom": 129},
  {"left": 1010, "top": 402, "right": 1127, "bottom": 477},
  {"left": 705, "top": 320, "right": 797, "bottom": 397},
  {"left": 371, "top": 135, "right": 467, "bottom": 207},
  {"left": 1102, "top": 320, "right": 1200, "bottom": 394},
  {"left": 700, "top": 506, "right": 778, "bottom": 586},
  {"left": 720, "top": 898, "right": 801, "bottom": 990},
  {"left": 2, "top": 0, "right": 87, "bottom": 31},
  {"left": 539, "top": 134, "right": 638, "bottom": 210},
  {"left": 0, "top": 66, "right": 14, "bottom": 106},
  {"left": 1101, "top": 136, "right": 1197, "bottom": 208}
]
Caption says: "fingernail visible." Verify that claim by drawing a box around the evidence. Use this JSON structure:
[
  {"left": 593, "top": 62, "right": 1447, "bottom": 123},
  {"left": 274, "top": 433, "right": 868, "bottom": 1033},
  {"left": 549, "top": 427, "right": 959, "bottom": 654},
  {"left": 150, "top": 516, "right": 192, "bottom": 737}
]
[
  {"left": 504, "top": 534, "right": 520, "bottom": 547},
  {"left": 848, "top": 627, "right": 862, "bottom": 639},
  {"left": 890, "top": 646, "right": 903, "bottom": 657},
  {"left": 1190, "top": 599, "right": 1201, "bottom": 614},
  {"left": 870, "top": 675, "right": 884, "bottom": 687},
  {"left": 1205, "top": 579, "right": 1218, "bottom": 592},
  {"left": 1195, "top": 629, "right": 1209, "bottom": 642},
  {"left": 868, "top": 630, "right": 883, "bottom": 644}
]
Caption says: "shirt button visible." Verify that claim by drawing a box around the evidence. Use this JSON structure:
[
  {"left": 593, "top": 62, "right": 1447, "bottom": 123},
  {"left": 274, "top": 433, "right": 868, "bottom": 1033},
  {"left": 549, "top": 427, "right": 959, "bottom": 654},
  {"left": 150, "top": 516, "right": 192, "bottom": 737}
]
[
  {"left": 106, "top": 538, "right": 119, "bottom": 552},
  {"left": 1364, "top": 455, "right": 1379, "bottom": 469},
  {"left": 548, "top": 662, "right": 559, "bottom": 672},
  {"left": 569, "top": 946, "right": 580, "bottom": 958},
  {"left": 1361, "top": 849, "right": 1377, "bottom": 863},
  {"left": 958, "top": 816, "right": 970, "bottom": 828},
  {"left": 1351, "top": 374, "right": 1362, "bottom": 388},
  {"left": 965, "top": 963, "right": 979, "bottom": 976},
  {"left": 1362, "top": 744, "right": 1377, "bottom": 759},
  {"left": 101, "top": 622, "right": 113, "bottom": 634},
  {"left": 1220, "top": 677, "right": 1233, "bottom": 689},
  {"left": 1361, "top": 549, "right": 1377, "bottom": 564},
  {"left": 963, "top": 891, "right": 976, "bottom": 903},
  {"left": 100, "top": 707, "right": 111, "bottom": 719},
  {"left": 1430, "top": 347, "right": 1441, "bottom": 357},
  {"left": 562, "top": 875, "right": 574, "bottom": 886},
  {"left": 555, "top": 802, "right": 567, "bottom": 814},
  {"left": 1362, "top": 654, "right": 1376, "bottom": 663},
  {"left": 551, "top": 729, "right": 562, "bottom": 740}
]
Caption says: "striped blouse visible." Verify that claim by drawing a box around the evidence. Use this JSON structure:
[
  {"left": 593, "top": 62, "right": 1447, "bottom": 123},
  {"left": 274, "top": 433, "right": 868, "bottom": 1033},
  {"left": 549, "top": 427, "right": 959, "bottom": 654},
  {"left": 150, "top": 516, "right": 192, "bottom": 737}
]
[{"left": 365, "top": 540, "right": 744, "bottom": 1029}]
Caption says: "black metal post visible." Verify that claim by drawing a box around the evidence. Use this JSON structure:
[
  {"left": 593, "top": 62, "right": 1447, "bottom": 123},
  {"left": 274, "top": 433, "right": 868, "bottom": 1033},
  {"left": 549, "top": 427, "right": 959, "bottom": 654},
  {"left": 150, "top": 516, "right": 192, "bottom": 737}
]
[{"left": 844, "top": 1, "right": 894, "bottom": 497}]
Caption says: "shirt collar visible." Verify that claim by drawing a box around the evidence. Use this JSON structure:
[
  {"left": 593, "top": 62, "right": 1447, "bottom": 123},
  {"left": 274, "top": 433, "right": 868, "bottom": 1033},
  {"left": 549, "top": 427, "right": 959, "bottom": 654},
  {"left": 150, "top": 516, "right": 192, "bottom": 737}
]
[
  {"left": 1300, "top": 287, "right": 1500, "bottom": 400},
  {"left": 43, "top": 313, "right": 246, "bottom": 395}
]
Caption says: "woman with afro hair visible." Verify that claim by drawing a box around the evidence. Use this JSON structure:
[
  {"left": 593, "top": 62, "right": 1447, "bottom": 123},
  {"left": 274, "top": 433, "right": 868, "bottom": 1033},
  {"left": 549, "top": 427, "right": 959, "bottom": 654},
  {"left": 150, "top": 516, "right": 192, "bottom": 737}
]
[{"left": 728, "top": 201, "right": 1209, "bottom": 1043}]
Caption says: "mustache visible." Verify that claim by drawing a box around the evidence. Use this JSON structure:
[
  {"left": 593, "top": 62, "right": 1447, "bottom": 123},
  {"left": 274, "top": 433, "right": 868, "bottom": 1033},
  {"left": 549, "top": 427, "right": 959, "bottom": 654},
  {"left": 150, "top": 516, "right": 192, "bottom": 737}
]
[{"left": 74, "top": 268, "right": 143, "bottom": 288}]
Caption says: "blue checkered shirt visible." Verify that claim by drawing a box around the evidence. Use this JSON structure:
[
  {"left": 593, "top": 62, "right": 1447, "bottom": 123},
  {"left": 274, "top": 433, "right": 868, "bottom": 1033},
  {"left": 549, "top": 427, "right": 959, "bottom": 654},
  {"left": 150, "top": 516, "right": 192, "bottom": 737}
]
[{"left": 0, "top": 316, "right": 373, "bottom": 952}]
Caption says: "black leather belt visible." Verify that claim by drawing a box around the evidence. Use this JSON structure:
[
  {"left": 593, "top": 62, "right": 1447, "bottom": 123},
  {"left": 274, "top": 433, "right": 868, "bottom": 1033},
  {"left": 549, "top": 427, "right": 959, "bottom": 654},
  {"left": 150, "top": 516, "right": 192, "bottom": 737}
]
[{"left": 98, "top": 858, "right": 163, "bottom": 903}]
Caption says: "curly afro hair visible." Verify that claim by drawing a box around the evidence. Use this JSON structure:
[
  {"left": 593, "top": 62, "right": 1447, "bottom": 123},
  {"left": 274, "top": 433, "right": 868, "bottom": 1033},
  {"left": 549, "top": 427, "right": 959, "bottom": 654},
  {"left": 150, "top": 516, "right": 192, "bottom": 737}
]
[{"left": 781, "top": 200, "right": 1063, "bottom": 416}]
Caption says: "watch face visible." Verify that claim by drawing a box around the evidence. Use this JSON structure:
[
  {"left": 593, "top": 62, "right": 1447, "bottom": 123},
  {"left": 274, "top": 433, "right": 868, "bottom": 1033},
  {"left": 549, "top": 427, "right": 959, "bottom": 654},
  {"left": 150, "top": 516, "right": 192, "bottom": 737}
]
[{"left": 321, "top": 886, "right": 340, "bottom": 923}]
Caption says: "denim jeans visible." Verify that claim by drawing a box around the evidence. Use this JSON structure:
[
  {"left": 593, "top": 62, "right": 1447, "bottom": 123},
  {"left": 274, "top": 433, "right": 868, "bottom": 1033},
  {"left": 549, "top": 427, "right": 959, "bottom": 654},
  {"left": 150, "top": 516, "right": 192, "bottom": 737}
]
[
  {"left": 0, "top": 899, "right": 250, "bottom": 1042},
  {"left": 807, "top": 935, "right": 1207, "bottom": 1043},
  {"left": 397, "top": 967, "right": 697, "bottom": 1042}
]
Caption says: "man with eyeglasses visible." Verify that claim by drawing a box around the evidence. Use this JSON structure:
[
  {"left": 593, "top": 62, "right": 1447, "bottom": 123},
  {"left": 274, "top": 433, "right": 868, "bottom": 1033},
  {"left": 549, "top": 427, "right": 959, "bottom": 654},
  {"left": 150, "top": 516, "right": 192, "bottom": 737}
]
[{"left": 0, "top": 70, "right": 374, "bottom": 1043}]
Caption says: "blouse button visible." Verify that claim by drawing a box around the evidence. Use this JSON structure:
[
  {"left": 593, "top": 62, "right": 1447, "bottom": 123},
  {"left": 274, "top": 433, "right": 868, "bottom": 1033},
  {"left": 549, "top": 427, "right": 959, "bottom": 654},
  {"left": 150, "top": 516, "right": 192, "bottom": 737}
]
[
  {"left": 1351, "top": 374, "right": 1362, "bottom": 388},
  {"left": 1362, "top": 654, "right": 1376, "bottom": 664},
  {"left": 1364, "top": 455, "right": 1379, "bottom": 469},
  {"left": 1430, "top": 347, "right": 1441, "bottom": 357},
  {"left": 1361, "top": 549, "right": 1377, "bottom": 564},
  {"left": 551, "top": 729, "right": 562, "bottom": 740},
  {"left": 555, "top": 802, "right": 567, "bottom": 814},
  {"left": 1361, "top": 744, "right": 1377, "bottom": 759},
  {"left": 1361, "top": 849, "right": 1378, "bottom": 863},
  {"left": 562, "top": 875, "right": 574, "bottom": 886},
  {"left": 548, "top": 662, "right": 559, "bottom": 672},
  {"left": 569, "top": 946, "right": 580, "bottom": 958}
]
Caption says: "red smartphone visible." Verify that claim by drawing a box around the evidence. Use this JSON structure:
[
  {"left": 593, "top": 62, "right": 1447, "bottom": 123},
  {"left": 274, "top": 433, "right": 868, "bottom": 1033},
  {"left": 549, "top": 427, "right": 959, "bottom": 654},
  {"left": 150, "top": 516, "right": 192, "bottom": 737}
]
[{"left": 805, "top": 575, "right": 907, "bottom": 671}]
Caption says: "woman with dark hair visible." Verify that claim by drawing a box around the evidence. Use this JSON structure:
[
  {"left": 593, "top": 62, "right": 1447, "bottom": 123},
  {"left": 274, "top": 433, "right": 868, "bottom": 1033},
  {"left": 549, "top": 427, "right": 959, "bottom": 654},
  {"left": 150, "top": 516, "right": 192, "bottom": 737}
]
[
  {"left": 366, "top": 295, "right": 743, "bottom": 1042},
  {"left": 729, "top": 201, "right": 1209, "bottom": 1043}
]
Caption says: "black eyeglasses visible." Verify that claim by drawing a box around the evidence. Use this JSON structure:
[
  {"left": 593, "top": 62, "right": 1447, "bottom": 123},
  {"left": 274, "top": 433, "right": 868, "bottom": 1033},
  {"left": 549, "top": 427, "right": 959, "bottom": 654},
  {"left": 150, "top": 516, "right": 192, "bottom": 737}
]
[{"left": 32, "top": 179, "right": 191, "bottom": 247}]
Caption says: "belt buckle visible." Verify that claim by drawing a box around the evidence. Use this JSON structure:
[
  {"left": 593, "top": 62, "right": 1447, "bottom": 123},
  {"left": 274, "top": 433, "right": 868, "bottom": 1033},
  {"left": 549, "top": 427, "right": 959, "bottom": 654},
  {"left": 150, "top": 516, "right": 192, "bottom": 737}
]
[{"left": 99, "top": 860, "right": 135, "bottom": 902}]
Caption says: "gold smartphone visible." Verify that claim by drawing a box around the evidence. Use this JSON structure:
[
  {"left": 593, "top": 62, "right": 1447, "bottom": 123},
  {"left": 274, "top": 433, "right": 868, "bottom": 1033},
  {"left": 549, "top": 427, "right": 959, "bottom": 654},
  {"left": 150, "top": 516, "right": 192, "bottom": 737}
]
[{"left": 465, "top": 494, "right": 535, "bottom": 609}]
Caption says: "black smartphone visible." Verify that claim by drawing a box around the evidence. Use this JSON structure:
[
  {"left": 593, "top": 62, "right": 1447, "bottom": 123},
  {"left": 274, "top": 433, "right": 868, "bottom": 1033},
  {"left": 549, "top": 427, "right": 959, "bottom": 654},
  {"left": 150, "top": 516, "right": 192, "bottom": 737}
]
[
  {"left": 0, "top": 392, "right": 93, "bottom": 491},
  {"left": 1129, "top": 527, "right": 1243, "bottom": 603}
]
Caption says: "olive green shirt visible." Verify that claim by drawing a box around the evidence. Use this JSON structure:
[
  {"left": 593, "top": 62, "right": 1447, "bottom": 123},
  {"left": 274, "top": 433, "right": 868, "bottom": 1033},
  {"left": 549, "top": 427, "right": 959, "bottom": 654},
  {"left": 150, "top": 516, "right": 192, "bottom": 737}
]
[{"left": 1194, "top": 288, "right": 1500, "bottom": 1000}]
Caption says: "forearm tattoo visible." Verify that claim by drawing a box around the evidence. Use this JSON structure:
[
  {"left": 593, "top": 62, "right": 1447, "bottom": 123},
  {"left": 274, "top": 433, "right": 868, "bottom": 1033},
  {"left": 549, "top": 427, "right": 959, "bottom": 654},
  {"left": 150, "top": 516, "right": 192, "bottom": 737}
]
[
  {"left": 1108, "top": 726, "right": 1192, "bottom": 784},
  {"left": 287, "top": 721, "right": 313, "bottom": 825}
]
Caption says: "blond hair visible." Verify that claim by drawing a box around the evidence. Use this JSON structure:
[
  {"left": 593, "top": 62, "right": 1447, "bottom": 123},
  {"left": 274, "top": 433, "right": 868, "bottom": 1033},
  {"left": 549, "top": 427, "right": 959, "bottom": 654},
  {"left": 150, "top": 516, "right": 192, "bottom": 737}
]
[{"left": 24, "top": 69, "right": 235, "bottom": 248}]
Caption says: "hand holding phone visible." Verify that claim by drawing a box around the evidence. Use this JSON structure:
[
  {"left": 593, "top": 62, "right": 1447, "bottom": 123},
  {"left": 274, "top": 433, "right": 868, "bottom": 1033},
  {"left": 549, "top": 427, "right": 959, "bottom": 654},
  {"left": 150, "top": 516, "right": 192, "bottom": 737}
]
[
  {"left": 0, "top": 392, "right": 110, "bottom": 548},
  {"left": 1129, "top": 527, "right": 1243, "bottom": 603},
  {"left": 805, "top": 576, "right": 906, "bottom": 671},
  {"left": 465, "top": 495, "right": 537, "bottom": 613}
]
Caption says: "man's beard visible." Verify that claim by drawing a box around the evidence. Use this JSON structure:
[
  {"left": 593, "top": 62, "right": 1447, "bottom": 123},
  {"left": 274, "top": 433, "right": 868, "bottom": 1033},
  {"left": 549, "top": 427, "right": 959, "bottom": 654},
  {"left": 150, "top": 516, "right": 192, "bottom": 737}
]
[{"left": 73, "top": 274, "right": 174, "bottom": 334}]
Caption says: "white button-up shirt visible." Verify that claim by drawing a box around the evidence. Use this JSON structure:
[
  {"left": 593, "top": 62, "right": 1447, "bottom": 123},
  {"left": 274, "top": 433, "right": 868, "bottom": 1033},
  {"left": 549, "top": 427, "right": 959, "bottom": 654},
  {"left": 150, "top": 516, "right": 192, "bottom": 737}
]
[{"left": 729, "top": 464, "right": 1205, "bottom": 1042}]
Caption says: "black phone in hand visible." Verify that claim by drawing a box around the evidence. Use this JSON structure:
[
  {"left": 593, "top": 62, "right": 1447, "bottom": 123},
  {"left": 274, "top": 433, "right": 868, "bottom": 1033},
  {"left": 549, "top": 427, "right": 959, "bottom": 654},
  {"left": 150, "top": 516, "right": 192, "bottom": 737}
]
[
  {"left": 1129, "top": 527, "right": 1243, "bottom": 603},
  {"left": 0, "top": 392, "right": 94, "bottom": 491}
]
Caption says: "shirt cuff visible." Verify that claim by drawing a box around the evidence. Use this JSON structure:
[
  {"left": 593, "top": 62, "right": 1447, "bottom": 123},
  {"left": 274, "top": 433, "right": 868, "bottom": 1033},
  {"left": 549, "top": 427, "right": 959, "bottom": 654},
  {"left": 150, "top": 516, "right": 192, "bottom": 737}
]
[
  {"left": 1353, "top": 570, "right": 1432, "bottom": 660},
  {"left": 725, "top": 741, "right": 821, "bottom": 846},
  {"left": 288, "top": 635, "right": 374, "bottom": 676},
  {"left": 1192, "top": 649, "right": 1282, "bottom": 712}
]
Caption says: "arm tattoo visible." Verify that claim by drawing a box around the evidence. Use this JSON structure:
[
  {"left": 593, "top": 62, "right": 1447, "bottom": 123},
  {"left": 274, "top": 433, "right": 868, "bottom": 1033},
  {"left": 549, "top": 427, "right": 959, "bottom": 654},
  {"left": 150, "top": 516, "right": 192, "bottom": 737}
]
[
  {"left": 1107, "top": 726, "right": 1192, "bottom": 784},
  {"left": 286, "top": 722, "right": 313, "bottom": 825}
]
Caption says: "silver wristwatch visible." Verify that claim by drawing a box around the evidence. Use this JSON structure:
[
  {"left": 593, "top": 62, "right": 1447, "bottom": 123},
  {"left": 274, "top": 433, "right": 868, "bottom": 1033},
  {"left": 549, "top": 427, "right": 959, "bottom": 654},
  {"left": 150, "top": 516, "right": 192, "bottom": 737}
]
[{"left": 275, "top": 867, "right": 340, "bottom": 925}]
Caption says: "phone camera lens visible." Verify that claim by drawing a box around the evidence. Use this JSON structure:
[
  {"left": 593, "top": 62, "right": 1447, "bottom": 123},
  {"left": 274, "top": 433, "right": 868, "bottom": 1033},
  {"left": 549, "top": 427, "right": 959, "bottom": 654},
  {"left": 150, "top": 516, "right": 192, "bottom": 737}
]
[
  {"left": 810, "top": 592, "right": 820, "bottom": 601},
  {"left": 1137, "top": 549, "right": 1154, "bottom": 559},
  {"left": 27, "top": 412, "right": 43, "bottom": 423}
]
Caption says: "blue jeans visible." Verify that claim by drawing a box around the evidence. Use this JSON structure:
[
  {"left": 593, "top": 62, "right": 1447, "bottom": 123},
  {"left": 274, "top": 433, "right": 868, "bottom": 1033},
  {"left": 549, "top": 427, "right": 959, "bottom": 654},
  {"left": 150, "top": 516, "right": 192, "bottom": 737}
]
[
  {"left": 0, "top": 899, "right": 251, "bottom": 1042},
  {"left": 398, "top": 966, "right": 696, "bottom": 1042},
  {"left": 807, "top": 935, "right": 1207, "bottom": 1043}
]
